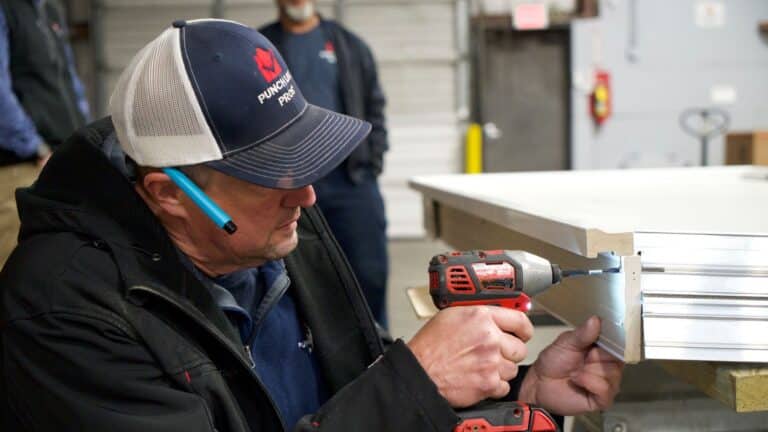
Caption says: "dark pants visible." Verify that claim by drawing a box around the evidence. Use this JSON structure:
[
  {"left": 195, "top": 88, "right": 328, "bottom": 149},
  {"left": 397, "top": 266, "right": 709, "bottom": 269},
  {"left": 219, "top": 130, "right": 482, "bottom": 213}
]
[{"left": 313, "top": 166, "right": 389, "bottom": 328}]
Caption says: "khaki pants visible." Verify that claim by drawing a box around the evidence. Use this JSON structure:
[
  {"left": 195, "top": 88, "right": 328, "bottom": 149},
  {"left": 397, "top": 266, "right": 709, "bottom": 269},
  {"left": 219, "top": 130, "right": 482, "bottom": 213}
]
[{"left": 0, "top": 163, "right": 40, "bottom": 267}]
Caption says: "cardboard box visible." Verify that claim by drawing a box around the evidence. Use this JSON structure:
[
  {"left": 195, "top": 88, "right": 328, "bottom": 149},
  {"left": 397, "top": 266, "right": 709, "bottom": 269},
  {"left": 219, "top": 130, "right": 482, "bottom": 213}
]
[{"left": 726, "top": 132, "right": 768, "bottom": 165}]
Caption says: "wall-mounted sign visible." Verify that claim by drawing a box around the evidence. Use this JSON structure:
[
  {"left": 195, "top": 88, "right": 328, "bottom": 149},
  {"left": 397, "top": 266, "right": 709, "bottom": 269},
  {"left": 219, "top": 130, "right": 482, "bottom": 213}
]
[
  {"left": 513, "top": 3, "right": 549, "bottom": 30},
  {"left": 710, "top": 84, "right": 737, "bottom": 105},
  {"left": 695, "top": 1, "right": 725, "bottom": 29}
]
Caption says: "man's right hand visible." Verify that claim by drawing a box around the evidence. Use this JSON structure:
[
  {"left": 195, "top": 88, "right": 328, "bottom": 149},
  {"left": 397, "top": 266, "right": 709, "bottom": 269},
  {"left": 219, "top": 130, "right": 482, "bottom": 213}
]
[{"left": 407, "top": 306, "right": 533, "bottom": 408}]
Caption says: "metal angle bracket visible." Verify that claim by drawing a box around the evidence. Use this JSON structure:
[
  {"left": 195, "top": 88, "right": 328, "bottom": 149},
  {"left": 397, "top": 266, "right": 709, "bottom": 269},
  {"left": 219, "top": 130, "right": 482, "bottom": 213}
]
[{"left": 536, "top": 253, "right": 642, "bottom": 363}]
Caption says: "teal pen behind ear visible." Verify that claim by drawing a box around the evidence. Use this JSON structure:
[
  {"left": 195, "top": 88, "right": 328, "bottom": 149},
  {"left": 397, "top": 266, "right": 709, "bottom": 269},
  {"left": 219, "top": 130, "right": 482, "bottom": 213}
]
[{"left": 162, "top": 167, "right": 237, "bottom": 234}]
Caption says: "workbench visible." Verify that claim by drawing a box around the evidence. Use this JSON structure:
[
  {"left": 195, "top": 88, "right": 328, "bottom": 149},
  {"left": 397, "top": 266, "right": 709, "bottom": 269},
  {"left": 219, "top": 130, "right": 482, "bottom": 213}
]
[{"left": 410, "top": 166, "right": 768, "bottom": 429}]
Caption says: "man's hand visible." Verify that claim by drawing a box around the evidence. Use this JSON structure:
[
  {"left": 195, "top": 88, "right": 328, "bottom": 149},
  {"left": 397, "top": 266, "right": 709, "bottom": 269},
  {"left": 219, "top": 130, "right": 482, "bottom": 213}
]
[
  {"left": 518, "top": 316, "right": 624, "bottom": 415},
  {"left": 407, "top": 306, "right": 533, "bottom": 408}
]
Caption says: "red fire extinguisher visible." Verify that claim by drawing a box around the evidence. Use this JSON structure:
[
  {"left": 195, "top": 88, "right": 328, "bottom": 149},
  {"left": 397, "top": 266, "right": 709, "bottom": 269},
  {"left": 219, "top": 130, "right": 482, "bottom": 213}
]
[{"left": 590, "top": 69, "right": 611, "bottom": 125}]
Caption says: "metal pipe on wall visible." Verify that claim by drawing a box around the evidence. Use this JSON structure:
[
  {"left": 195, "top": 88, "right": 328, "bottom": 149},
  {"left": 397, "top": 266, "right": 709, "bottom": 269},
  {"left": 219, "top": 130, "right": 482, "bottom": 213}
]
[
  {"left": 474, "top": 0, "right": 488, "bottom": 124},
  {"left": 455, "top": 0, "right": 470, "bottom": 122},
  {"left": 211, "top": 0, "right": 225, "bottom": 19},
  {"left": 626, "top": 0, "right": 638, "bottom": 62}
]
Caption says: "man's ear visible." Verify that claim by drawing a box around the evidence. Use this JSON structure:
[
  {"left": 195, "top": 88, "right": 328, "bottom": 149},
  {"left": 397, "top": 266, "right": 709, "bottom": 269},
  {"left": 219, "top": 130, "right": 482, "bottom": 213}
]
[{"left": 136, "top": 172, "right": 189, "bottom": 218}]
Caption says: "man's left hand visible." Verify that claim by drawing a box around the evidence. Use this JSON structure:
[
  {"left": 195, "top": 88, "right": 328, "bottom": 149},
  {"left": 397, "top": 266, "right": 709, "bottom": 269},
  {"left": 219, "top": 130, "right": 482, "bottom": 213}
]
[{"left": 517, "top": 316, "right": 624, "bottom": 415}]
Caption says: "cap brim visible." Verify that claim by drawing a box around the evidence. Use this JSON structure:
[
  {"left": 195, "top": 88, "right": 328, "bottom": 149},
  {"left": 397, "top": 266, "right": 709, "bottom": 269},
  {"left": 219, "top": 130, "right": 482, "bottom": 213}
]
[{"left": 206, "top": 104, "right": 371, "bottom": 189}]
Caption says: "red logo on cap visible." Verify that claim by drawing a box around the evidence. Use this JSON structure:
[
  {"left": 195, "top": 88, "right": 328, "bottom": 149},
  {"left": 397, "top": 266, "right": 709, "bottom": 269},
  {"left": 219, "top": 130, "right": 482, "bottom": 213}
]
[{"left": 254, "top": 48, "right": 282, "bottom": 83}]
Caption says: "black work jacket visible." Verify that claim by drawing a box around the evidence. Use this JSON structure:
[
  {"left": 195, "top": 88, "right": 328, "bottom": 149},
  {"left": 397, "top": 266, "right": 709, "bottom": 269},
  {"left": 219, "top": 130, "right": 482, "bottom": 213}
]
[
  {"left": 260, "top": 19, "right": 388, "bottom": 183},
  {"left": 0, "top": 0, "right": 86, "bottom": 165},
  {"left": 0, "top": 118, "right": 457, "bottom": 431}
]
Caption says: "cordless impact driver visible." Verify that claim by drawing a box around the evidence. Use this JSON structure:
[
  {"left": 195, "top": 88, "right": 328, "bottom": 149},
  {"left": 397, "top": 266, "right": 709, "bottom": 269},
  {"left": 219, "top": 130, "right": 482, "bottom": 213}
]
[{"left": 428, "top": 250, "right": 616, "bottom": 432}]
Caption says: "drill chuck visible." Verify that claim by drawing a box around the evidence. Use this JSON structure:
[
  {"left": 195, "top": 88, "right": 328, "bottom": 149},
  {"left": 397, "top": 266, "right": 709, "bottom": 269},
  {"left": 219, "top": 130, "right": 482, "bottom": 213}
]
[
  {"left": 550, "top": 264, "right": 563, "bottom": 285},
  {"left": 508, "top": 250, "right": 560, "bottom": 297}
]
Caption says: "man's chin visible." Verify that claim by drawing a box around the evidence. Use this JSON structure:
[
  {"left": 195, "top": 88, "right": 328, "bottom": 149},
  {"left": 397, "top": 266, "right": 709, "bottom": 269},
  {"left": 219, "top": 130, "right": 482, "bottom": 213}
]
[
  {"left": 284, "top": 2, "right": 315, "bottom": 23},
  {"left": 267, "top": 234, "right": 299, "bottom": 260}
]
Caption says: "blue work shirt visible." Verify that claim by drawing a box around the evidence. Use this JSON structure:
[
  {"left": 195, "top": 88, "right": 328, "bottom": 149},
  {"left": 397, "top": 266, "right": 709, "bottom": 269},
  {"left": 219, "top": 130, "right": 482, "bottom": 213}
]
[
  {"left": 0, "top": 1, "right": 90, "bottom": 158},
  {"left": 204, "top": 260, "right": 329, "bottom": 430},
  {"left": 279, "top": 25, "right": 343, "bottom": 114}
]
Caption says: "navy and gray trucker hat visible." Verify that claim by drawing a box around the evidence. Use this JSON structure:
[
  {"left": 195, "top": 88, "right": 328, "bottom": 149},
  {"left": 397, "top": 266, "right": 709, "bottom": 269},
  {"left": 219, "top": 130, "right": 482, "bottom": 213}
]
[{"left": 109, "top": 19, "right": 371, "bottom": 189}]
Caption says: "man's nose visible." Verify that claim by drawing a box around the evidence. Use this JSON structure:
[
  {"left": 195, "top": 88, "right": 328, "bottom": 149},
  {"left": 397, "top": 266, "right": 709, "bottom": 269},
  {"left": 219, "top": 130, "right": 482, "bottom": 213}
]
[{"left": 283, "top": 185, "right": 316, "bottom": 208}]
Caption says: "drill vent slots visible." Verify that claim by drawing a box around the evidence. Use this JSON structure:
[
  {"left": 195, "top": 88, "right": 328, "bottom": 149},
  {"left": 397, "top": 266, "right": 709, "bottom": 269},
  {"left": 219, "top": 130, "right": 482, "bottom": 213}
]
[{"left": 447, "top": 266, "right": 472, "bottom": 291}]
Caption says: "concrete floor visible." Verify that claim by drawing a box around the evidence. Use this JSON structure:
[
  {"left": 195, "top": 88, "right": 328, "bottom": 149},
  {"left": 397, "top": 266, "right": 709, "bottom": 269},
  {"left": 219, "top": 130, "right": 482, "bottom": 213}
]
[{"left": 386, "top": 238, "right": 575, "bottom": 430}]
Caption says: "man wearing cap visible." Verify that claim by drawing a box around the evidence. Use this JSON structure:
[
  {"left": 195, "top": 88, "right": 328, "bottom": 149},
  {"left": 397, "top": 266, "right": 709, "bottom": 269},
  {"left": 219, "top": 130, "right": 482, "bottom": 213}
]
[
  {"left": 260, "top": 0, "right": 390, "bottom": 327},
  {"left": 0, "top": 20, "right": 623, "bottom": 431}
]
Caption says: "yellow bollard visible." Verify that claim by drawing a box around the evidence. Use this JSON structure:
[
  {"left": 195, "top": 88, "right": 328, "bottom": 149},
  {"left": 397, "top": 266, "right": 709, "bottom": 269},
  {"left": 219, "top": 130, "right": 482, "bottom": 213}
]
[{"left": 465, "top": 123, "right": 483, "bottom": 174}]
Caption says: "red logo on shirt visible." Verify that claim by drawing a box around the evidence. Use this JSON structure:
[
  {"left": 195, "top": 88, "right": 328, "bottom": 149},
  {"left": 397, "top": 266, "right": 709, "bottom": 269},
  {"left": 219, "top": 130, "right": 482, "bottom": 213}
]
[
  {"left": 253, "top": 48, "right": 282, "bottom": 83},
  {"left": 319, "top": 41, "right": 337, "bottom": 64}
]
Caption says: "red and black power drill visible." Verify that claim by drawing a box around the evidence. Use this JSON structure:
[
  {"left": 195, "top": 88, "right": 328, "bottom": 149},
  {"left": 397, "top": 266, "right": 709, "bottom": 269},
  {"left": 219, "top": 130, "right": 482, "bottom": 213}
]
[
  {"left": 429, "top": 250, "right": 614, "bottom": 432},
  {"left": 429, "top": 250, "right": 566, "bottom": 313}
]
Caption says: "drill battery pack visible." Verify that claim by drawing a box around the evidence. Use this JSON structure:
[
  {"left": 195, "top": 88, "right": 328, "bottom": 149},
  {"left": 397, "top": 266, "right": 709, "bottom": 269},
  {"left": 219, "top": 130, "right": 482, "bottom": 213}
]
[{"left": 455, "top": 401, "right": 559, "bottom": 432}]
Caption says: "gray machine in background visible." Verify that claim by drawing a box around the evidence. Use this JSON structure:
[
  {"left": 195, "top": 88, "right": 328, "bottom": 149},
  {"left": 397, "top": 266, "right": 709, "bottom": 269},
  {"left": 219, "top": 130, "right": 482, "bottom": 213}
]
[{"left": 570, "top": 0, "right": 768, "bottom": 169}]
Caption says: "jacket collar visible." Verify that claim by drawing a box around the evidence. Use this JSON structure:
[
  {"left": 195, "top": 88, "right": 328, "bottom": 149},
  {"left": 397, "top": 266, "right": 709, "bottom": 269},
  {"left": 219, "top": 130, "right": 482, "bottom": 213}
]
[
  {"left": 18, "top": 118, "right": 176, "bottom": 283},
  {"left": 15, "top": 117, "right": 241, "bottom": 344}
]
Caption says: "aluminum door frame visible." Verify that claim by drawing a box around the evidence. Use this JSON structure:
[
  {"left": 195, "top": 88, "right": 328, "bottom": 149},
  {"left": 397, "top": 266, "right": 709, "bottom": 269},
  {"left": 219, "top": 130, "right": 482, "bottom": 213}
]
[{"left": 638, "top": 232, "right": 768, "bottom": 362}]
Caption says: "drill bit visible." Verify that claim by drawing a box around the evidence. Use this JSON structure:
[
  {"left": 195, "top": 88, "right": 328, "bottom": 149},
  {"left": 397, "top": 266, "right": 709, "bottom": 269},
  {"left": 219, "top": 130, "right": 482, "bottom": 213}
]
[
  {"left": 561, "top": 267, "right": 620, "bottom": 278},
  {"left": 550, "top": 264, "right": 620, "bottom": 285}
]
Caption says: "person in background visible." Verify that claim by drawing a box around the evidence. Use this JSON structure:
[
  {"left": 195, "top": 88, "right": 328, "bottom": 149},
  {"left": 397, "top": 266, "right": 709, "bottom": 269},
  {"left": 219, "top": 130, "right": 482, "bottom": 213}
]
[
  {"left": 261, "top": 0, "right": 390, "bottom": 327},
  {"left": 0, "top": 0, "right": 90, "bottom": 265}
]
